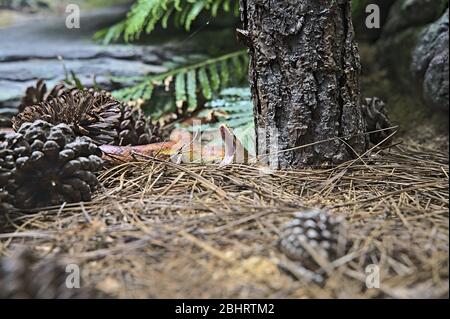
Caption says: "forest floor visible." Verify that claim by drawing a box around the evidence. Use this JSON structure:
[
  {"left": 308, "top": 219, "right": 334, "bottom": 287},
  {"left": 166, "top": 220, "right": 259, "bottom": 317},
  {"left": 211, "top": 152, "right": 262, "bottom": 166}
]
[
  {"left": 0, "top": 128, "right": 448, "bottom": 299},
  {"left": 0, "top": 1, "right": 448, "bottom": 300}
]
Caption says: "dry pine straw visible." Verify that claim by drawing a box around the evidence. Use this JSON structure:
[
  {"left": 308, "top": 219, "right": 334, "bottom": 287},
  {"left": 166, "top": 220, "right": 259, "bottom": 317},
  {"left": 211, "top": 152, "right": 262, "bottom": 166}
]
[{"left": 0, "top": 139, "right": 448, "bottom": 299}]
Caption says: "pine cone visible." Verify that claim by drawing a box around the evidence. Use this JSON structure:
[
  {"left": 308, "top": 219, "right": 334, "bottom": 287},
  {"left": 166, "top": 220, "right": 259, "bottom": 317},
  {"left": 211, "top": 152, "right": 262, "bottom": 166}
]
[
  {"left": 362, "top": 97, "right": 393, "bottom": 146},
  {"left": 1, "top": 132, "right": 13, "bottom": 212},
  {"left": 279, "top": 209, "right": 347, "bottom": 270},
  {"left": 0, "top": 249, "right": 109, "bottom": 299},
  {"left": 0, "top": 189, "right": 13, "bottom": 214},
  {"left": 13, "top": 89, "right": 122, "bottom": 145},
  {"left": 0, "top": 120, "right": 103, "bottom": 210},
  {"left": 117, "top": 104, "right": 161, "bottom": 146},
  {"left": 13, "top": 89, "right": 161, "bottom": 146},
  {"left": 19, "top": 79, "right": 67, "bottom": 113}
]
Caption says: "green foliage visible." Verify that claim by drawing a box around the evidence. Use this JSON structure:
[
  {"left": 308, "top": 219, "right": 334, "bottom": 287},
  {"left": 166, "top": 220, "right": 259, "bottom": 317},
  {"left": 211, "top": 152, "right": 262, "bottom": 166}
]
[
  {"left": 351, "top": 0, "right": 365, "bottom": 15},
  {"left": 95, "top": 0, "right": 241, "bottom": 44},
  {"left": 202, "top": 87, "right": 253, "bottom": 132},
  {"left": 180, "top": 87, "right": 255, "bottom": 154},
  {"left": 112, "top": 50, "right": 248, "bottom": 114}
]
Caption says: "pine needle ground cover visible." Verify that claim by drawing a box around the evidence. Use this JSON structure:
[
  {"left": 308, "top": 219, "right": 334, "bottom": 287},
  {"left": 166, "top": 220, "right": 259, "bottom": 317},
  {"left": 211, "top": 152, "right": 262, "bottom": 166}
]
[{"left": 0, "top": 134, "right": 447, "bottom": 299}]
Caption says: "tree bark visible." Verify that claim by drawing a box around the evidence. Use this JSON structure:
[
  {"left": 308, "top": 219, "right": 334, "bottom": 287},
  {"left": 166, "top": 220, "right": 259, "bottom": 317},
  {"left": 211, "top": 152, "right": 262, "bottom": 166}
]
[{"left": 239, "top": 0, "right": 369, "bottom": 168}]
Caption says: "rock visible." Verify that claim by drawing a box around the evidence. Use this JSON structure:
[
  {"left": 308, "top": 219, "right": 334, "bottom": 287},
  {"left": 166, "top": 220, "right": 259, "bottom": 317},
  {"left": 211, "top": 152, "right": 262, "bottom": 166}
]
[
  {"left": 377, "top": 26, "right": 425, "bottom": 89},
  {"left": 377, "top": 0, "right": 448, "bottom": 91},
  {"left": 383, "top": 0, "right": 447, "bottom": 35},
  {"left": 0, "top": 6, "right": 175, "bottom": 111},
  {"left": 412, "top": 10, "right": 449, "bottom": 112}
]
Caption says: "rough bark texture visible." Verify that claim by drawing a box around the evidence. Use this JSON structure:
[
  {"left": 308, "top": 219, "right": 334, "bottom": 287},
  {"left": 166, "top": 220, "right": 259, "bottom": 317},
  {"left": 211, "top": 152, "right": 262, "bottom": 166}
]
[{"left": 240, "top": 0, "right": 368, "bottom": 168}]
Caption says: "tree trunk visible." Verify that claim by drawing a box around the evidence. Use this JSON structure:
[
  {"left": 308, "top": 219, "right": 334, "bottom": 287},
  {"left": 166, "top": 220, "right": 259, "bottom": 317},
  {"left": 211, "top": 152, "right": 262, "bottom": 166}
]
[{"left": 239, "top": 0, "right": 369, "bottom": 168}]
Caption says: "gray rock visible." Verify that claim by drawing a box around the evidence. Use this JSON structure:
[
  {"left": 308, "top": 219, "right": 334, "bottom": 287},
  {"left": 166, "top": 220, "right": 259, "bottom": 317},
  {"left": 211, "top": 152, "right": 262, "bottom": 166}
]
[
  {"left": 412, "top": 9, "right": 449, "bottom": 112},
  {"left": 377, "top": 26, "right": 424, "bottom": 90},
  {"left": 377, "top": 0, "right": 448, "bottom": 92},
  {"left": 382, "top": 0, "right": 447, "bottom": 36},
  {"left": 0, "top": 6, "right": 175, "bottom": 110}
]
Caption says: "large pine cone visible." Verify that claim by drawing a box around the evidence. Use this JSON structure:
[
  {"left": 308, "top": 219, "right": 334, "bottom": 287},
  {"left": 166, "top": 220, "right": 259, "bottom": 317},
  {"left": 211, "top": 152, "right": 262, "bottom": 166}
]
[
  {"left": 0, "top": 120, "right": 103, "bottom": 210},
  {"left": 279, "top": 209, "right": 347, "bottom": 270},
  {"left": 19, "top": 79, "right": 67, "bottom": 113},
  {"left": 0, "top": 132, "right": 13, "bottom": 213},
  {"left": 0, "top": 249, "right": 109, "bottom": 299},
  {"left": 13, "top": 89, "right": 122, "bottom": 145},
  {"left": 13, "top": 87, "right": 161, "bottom": 146},
  {"left": 117, "top": 104, "right": 161, "bottom": 146}
]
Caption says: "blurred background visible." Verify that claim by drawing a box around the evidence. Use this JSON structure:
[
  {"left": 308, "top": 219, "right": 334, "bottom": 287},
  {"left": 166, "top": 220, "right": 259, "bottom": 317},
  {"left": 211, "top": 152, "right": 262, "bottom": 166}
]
[{"left": 0, "top": 0, "right": 448, "bottom": 145}]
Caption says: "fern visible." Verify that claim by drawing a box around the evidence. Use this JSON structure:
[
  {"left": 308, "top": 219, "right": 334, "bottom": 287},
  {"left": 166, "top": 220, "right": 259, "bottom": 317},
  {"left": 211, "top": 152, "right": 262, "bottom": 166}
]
[
  {"left": 95, "top": 0, "right": 240, "bottom": 44},
  {"left": 201, "top": 87, "right": 253, "bottom": 132},
  {"left": 111, "top": 50, "right": 249, "bottom": 114},
  {"left": 179, "top": 87, "right": 256, "bottom": 155}
]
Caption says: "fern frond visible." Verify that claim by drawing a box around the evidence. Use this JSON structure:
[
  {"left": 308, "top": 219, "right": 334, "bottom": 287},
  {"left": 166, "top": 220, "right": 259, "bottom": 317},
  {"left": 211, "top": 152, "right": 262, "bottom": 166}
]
[
  {"left": 187, "top": 69, "right": 197, "bottom": 111},
  {"left": 208, "top": 63, "right": 221, "bottom": 91},
  {"left": 175, "top": 72, "right": 187, "bottom": 107},
  {"left": 181, "top": 86, "right": 255, "bottom": 155},
  {"left": 219, "top": 60, "right": 230, "bottom": 87},
  {"left": 198, "top": 67, "right": 213, "bottom": 100},
  {"left": 96, "top": 0, "right": 240, "bottom": 44},
  {"left": 111, "top": 50, "right": 249, "bottom": 115}
]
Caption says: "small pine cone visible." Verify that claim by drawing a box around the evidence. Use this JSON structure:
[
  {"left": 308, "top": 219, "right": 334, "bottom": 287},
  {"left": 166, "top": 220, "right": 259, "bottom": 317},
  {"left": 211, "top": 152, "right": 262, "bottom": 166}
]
[
  {"left": 362, "top": 97, "right": 393, "bottom": 146},
  {"left": 117, "top": 104, "right": 161, "bottom": 146},
  {"left": 0, "top": 120, "right": 103, "bottom": 210},
  {"left": 19, "top": 79, "right": 67, "bottom": 112},
  {"left": 0, "top": 249, "right": 109, "bottom": 299},
  {"left": 13, "top": 89, "right": 122, "bottom": 145},
  {"left": 279, "top": 209, "right": 347, "bottom": 270}
]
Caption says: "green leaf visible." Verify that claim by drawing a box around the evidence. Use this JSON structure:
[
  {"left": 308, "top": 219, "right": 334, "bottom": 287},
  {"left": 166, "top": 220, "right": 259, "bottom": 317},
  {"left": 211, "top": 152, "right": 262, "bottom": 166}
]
[
  {"left": 198, "top": 67, "right": 212, "bottom": 100},
  {"left": 223, "top": 0, "right": 231, "bottom": 12},
  {"left": 188, "top": 86, "right": 255, "bottom": 155},
  {"left": 179, "top": 4, "right": 191, "bottom": 28},
  {"left": 187, "top": 69, "right": 197, "bottom": 111},
  {"left": 220, "top": 60, "right": 230, "bottom": 87},
  {"left": 233, "top": 0, "right": 240, "bottom": 16},
  {"left": 142, "top": 83, "right": 154, "bottom": 100},
  {"left": 96, "top": 0, "right": 241, "bottom": 43},
  {"left": 124, "top": 0, "right": 154, "bottom": 42},
  {"left": 211, "top": 0, "right": 223, "bottom": 16},
  {"left": 162, "top": 7, "right": 175, "bottom": 29},
  {"left": 112, "top": 87, "right": 136, "bottom": 101},
  {"left": 70, "top": 71, "right": 84, "bottom": 90},
  {"left": 174, "top": 0, "right": 182, "bottom": 11},
  {"left": 231, "top": 55, "right": 244, "bottom": 80},
  {"left": 175, "top": 72, "right": 187, "bottom": 106},
  {"left": 111, "top": 51, "right": 249, "bottom": 119},
  {"left": 208, "top": 63, "right": 221, "bottom": 91},
  {"left": 94, "top": 21, "right": 126, "bottom": 45},
  {"left": 185, "top": 1, "right": 206, "bottom": 30},
  {"left": 131, "top": 84, "right": 146, "bottom": 100}
]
